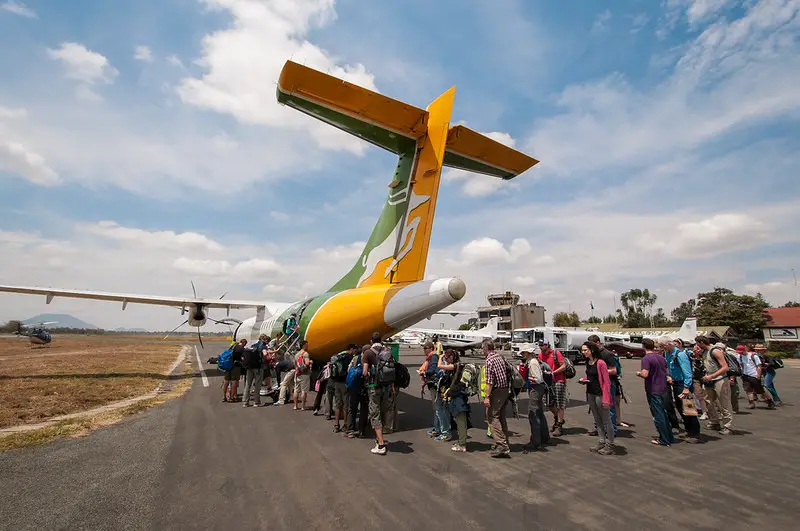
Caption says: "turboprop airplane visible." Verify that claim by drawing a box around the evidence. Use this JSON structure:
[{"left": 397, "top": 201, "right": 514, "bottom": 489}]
[
  {"left": 407, "top": 317, "right": 500, "bottom": 353},
  {"left": 0, "top": 60, "right": 539, "bottom": 361}
]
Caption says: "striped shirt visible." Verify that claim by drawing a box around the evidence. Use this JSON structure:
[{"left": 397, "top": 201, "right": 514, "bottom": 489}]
[{"left": 484, "top": 351, "right": 509, "bottom": 388}]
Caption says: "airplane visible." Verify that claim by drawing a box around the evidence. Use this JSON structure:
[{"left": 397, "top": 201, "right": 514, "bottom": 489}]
[
  {"left": 0, "top": 59, "right": 539, "bottom": 362},
  {"left": 602, "top": 317, "right": 699, "bottom": 358},
  {"left": 406, "top": 317, "right": 500, "bottom": 353}
]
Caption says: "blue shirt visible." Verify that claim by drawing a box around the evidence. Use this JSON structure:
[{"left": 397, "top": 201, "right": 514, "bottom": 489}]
[{"left": 665, "top": 347, "right": 693, "bottom": 390}]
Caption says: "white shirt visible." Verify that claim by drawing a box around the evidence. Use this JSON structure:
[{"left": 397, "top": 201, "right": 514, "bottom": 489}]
[
  {"left": 739, "top": 353, "right": 761, "bottom": 378},
  {"left": 526, "top": 357, "right": 544, "bottom": 384}
]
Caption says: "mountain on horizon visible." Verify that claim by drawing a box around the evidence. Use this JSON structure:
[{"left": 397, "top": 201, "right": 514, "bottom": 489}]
[{"left": 23, "top": 314, "right": 99, "bottom": 330}]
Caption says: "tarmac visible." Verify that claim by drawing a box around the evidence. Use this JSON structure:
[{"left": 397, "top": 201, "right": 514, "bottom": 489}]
[{"left": 0, "top": 344, "right": 798, "bottom": 531}]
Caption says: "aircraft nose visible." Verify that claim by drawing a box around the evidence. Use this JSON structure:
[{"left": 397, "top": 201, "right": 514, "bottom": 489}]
[{"left": 448, "top": 277, "right": 466, "bottom": 301}]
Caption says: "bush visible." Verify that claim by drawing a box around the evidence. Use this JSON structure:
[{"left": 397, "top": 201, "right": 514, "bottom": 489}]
[{"left": 767, "top": 341, "right": 800, "bottom": 358}]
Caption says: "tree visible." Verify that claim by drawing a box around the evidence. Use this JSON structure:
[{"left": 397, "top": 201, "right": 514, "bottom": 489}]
[
  {"left": 782, "top": 301, "right": 800, "bottom": 308},
  {"left": 619, "top": 288, "right": 657, "bottom": 327},
  {"left": 695, "top": 287, "right": 771, "bottom": 338},
  {"left": 652, "top": 308, "right": 672, "bottom": 327},
  {"left": 602, "top": 313, "right": 618, "bottom": 324},
  {"left": 0, "top": 320, "right": 23, "bottom": 334},
  {"left": 585, "top": 316, "right": 602, "bottom": 324},
  {"left": 457, "top": 323, "right": 472, "bottom": 330},
  {"left": 671, "top": 299, "right": 696, "bottom": 324},
  {"left": 553, "top": 312, "right": 581, "bottom": 327}
]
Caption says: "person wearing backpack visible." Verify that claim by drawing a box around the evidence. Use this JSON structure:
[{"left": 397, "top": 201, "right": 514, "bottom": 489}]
[
  {"left": 222, "top": 338, "right": 246, "bottom": 402},
  {"left": 344, "top": 351, "right": 369, "bottom": 439},
  {"left": 431, "top": 349, "right": 459, "bottom": 442},
  {"left": 483, "top": 339, "right": 512, "bottom": 458},
  {"left": 441, "top": 351, "right": 477, "bottom": 453},
  {"left": 419, "top": 342, "right": 444, "bottom": 437},
  {"left": 362, "top": 338, "right": 395, "bottom": 455},
  {"left": 293, "top": 341, "right": 312, "bottom": 411},
  {"left": 588, "top": 335, "right": 619, "bottom": 436},
  {"left": 521, "top": 348, "right": 549, "bottom": 453},
  {"left": 242, "top": 337, "right": 266, "bottom": 407},
  {"left": 538, "top": 339, "right": 568, "bottom": 437},
  {"left": 328, "top": 344, "right": 357, "bottom": 432},
  {"left": 755, "top": 344, "right": 782, "bottom": 406},
  {"left": 736, "top": 344, "right": 775, "bottom": 410},
  {"left": 696, "top": 335, "right": 733, "bottom": 434}
]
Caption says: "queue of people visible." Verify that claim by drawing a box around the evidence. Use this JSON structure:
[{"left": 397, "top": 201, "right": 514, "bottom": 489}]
[{"left": 217, "top": 329, "right": 785, "bottom": 459}]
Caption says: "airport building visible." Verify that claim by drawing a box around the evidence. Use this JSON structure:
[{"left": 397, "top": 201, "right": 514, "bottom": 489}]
[{"left": 477, "top": 291, "right": 546, "bottom": 332}]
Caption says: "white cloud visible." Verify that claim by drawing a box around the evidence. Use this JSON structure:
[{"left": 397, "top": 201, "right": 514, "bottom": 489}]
[
  {"left": 442, "top": 129, "right": 520, "bottom": 197},
  {"left": 0, "top": 107, "right": 26, "bottom": 119},
  {"left": 78, "top": 221, "right": 224, "bottom": 252},
  {"left": 312, "top": 242, "right": 364, "bottom": 262},
  {"left": 176, "top": 0, "right": 377, "bottom": 154},
  {"left": 1, "top": 1, "right": 36, "bottom": 18},
  {"left": 526, "top": 0, "right": 800, "bottom": 179},
  {"left": 455, "top": 237, "right": 531, "bottom": 266},
  {"left": 134, "top": 45, "right": 153, "bottom": 63},
  {"left": 173, "top": 257, "right": 231, "bottom": 276},
  {"left": 638, "top": 213, "right": 771, "bottom": 258},
  {"left": 592, "top": 9, "right": 612, "bottom": 32},
  {"left": 0, "top": 140, "right": 60, "bottom": 186},
  {"left": 513, "top": 276, "right": 536, "bottom": 287},
  {"left": 47, "top": 42, "right": 119, "bottom": 85}
]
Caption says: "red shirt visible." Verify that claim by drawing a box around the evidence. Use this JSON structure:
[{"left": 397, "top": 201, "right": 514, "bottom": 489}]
[{"left": 538, "top": 349, "right": 566, "bottom": 383}]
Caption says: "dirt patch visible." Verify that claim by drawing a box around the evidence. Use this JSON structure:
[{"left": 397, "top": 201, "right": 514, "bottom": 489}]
[
  {"left": 0, "top": 355, "right": 194, "bottom": 452},
  {"left": 0, "top": 338, "right": 188, "bottom": 429}
]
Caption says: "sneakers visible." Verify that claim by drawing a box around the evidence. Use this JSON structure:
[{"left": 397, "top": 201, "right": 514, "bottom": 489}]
[
  {"left": 719, "top": 427, "right": 732, "bottom": 435},
  {"left": 427, "top": 429, "right": 440, "bottom": 438},
  {"left": 490, "top": 449, "right": 510, "bottom": 458},
  {"left": 435, "top": 434, "right": 452, "bottom": 442},
  {"left": 371, "top": 443, "right": 387, "bottom": 455},
  {"left": 274, "top": 400, "right": 285, "bottom": 406},
  {"left": 451, "top": 443, "right": 467, "bottom": 453},
  {"left": 589, "top": 441, "right": 604, "bottom": 453},
  {"left": 597, "top": 443, "right": 615, "bottom": 456},
  {"left": 698, "top": 412, "right": 708, "bottom": 420}
]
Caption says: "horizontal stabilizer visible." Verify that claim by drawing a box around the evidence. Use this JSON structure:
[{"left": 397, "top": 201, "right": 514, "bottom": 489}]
[
  {"left": 277, "top": 60, "right": 428, "bottom": 154},
  {"left": 277, "top": 61, "right": 539, "bottom": 179},
  {"left": 444, "top": 125, "right": 539, "bottom": 179}
]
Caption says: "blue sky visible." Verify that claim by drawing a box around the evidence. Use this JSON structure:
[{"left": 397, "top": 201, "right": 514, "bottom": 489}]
[{"left": 1, "top": 0, "right": 799, "bottom": 331}]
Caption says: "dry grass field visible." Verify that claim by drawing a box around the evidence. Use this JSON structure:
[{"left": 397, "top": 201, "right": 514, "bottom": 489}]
[{"left": 0, "top": 338, "right": 186, "bottom": 429}]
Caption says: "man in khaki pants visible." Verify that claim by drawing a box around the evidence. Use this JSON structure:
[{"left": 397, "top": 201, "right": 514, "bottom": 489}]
[
  {"left": 695, "top": 336, "right": 733, "bottom": 435},
  {"left": 482, "top": 340, "right": 512, "bottom": 458}
]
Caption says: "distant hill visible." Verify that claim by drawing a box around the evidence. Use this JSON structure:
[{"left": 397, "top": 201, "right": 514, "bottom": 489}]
[{"left": 24, "top": 314, "right": 99, "bottom": 330}]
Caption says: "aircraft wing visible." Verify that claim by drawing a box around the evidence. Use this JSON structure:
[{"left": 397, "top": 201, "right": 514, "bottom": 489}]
[
  {"left": 0, "top": 285, "right": 267, "bottom": 311},
  {"left": 433, "top": 310, "right": 474, "bottom": 317}
]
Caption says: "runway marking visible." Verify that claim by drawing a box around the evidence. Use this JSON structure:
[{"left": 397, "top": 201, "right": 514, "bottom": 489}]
[{"left": 194, "top": 345, "right": 209, "bottom": 387}]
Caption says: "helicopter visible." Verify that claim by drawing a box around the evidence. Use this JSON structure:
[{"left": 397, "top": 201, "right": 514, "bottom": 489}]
[{"left": 13, "top": 320, "right": 57, "bottom": 347}]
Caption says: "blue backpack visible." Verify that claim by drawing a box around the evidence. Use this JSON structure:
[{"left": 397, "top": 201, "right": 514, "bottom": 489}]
[
  {"left": 218, "top": 349, "right": 234, "bottom": 371},
  {"left": 346, "top": 355, "right": 363, "bottom": 392}
]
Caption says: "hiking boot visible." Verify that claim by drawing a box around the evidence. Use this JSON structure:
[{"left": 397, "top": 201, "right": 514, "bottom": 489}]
[
  {"left": 767, "top": 401, "right": 776, "bottom": 410},
  {"left": 589, "top": 441, "right": 604, "bottom": 453},
  {"left": 748, "top": 402, "right": 756, "bottom": 409},
  {"left": 597, "top": 443, "right": 615, "bottom": 456},
  {"left": 370, "top": 443, "right": 387, "bottom": 455},
  {"left": 719, "top": 427, "right": 732, "bottom": 435},
  {"left": 684, "top": 436, "right": 701, "bottom": 444},
  {"left": 490, "top": 449, "right": 510, "bottom": 458}
]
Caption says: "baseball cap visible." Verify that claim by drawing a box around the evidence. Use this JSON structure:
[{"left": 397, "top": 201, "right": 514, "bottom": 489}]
[
  {"left": 538, "top": 338, "right": 550, "bottom": 346},
  {"left": 735, "top": 345, "right": 746, "bottom": 353}
]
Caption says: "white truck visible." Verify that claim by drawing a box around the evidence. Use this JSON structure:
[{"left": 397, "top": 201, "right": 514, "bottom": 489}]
[{"left": 510, "top": 327, "right": 582, "bottom": 364}]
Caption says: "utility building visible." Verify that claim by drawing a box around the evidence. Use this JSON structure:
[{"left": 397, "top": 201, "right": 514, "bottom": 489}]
[{"left": 477, "top": 291, "right": 546, "bottom": 332}]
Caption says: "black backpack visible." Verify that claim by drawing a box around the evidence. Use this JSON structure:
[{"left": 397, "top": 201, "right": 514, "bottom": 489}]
[
  {"left": 394, "top": 361, "right": 410, "bottom": 389},
  {"left": 374, "top": 345, "right": 396, "bottom": 385},
  {"left": 329, "top": 352, "right": 352, "bottom": 381},
  {"left": 243, "top": 344, "right": 262, "bottom": 370}
]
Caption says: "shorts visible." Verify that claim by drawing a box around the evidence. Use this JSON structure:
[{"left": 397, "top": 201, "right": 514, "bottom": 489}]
[
  {"left": 332, "top": 380, "right": 347, "bottom": 410},
  {"left": 548, "top": 381, "right": 568, "bottom": 410},
  {"left": 224, "top": 366, "right": 241, "bottom": 381},
  {"left": 368, "top": 386, "right": 390, "bottom": 429},
  {"left": 295, "top": 372, "right": 311, "bottom": 393},
  {"left": 742, "top": 375, "right": 765, "bottom": 395}
]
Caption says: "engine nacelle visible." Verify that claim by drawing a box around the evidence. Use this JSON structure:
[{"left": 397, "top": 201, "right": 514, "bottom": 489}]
[{"left": 188, "top": 305, "right": 207, "bottom": 328}]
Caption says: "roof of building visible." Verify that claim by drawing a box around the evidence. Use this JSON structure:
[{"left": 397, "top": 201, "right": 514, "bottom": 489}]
[
  {"left": 584, "top": 323, "right": 731, "bottom": 336},
  {"left": 764, "top": 307, "right": 800, "bottom": 327}
]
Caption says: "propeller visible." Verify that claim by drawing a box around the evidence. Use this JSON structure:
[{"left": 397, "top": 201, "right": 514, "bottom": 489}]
[{"left": 162, "top": 281, "right": 237, "bottom": 348}]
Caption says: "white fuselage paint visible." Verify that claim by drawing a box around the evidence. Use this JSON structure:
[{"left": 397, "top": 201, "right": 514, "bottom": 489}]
[{"left": 382, "top": 278, "right": 466, "bottom": 332}]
